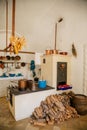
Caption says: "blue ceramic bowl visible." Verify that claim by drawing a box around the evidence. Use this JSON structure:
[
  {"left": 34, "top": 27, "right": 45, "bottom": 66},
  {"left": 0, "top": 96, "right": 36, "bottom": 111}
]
[
  {"left": 16, "top": 73, "right": 23, "bottom": 76},
  {"left": 38, "top": 80, "right": 47, "bottom": 89},
  {"left": 9, "top": 73, "right": 15, "bottom": 77}
]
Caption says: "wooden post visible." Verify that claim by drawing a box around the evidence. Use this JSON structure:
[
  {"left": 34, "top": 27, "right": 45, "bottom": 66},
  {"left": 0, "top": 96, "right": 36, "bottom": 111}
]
[
  {"left": 12, "top": 0, "right": 15, "bottom": 36},
  {"left": 6, "top": 0, "right": 8, "bottom": 48}
]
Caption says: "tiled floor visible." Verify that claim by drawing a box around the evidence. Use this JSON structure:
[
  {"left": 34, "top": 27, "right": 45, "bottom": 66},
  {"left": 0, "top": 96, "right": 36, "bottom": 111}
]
[{"left": 0, "top": 97, "right": 87, "bottom": 130}]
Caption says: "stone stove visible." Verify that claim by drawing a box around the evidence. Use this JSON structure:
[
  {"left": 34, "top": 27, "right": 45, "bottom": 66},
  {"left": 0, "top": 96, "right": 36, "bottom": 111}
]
[{"left": 7, "top": 84, "right": 56, "bottom": 121}]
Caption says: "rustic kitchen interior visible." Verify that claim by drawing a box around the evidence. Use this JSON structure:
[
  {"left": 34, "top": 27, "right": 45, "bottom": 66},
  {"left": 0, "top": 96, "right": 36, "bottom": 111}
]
[{"left": 0, "top": 0, "right": 87, "bottom": 130}]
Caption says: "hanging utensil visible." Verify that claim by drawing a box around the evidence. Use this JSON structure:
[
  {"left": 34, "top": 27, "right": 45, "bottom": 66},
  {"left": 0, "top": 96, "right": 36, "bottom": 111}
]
[
  {"left": 21, "top": 62, "right": 26, "bottom": 67},
  {"left": 15, "top": 62, "right": 20, "bottom": 69}
]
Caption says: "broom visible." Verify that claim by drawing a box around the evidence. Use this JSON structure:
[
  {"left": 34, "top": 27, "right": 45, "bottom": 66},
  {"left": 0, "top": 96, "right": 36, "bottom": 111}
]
[{"left": 72, "top": 43, "right": 77, "bottom": 57}]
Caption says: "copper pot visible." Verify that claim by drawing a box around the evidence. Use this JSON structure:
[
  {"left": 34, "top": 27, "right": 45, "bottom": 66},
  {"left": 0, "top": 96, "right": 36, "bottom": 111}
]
[
  {"left": 52, "top": 49, "right": 58, "bottom": 54},
  {"left": 18, "top": 79, "right": 27, "bottom": 91},
  {"left": 27, "top": 80, "right": 37, "bottom": 91},
  {"left": 45, "top": 50, "right": 53, "bottom": 55}
]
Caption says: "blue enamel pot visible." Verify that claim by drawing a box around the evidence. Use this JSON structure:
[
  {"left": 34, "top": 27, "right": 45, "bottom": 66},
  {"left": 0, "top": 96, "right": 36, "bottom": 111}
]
[{"left": 38, "top": 80, "right": 47, "bottom": 89}]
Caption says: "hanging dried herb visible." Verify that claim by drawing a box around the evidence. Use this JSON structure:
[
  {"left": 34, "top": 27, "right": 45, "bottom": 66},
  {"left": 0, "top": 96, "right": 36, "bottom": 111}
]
[{"left": 72, "top": 43, "right": 77, "bottom": 57}]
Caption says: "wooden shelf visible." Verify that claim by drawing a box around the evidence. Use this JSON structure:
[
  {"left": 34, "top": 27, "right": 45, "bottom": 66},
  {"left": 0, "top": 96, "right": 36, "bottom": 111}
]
[
  {"left": 0, "top": 76, "right": 24, "bottom": 80},
  {"left": 0, "top": 49, "right": 35, "bottom": 54},
  {"left": 0, "top": 60, "right": 29, "bottom": 64}
]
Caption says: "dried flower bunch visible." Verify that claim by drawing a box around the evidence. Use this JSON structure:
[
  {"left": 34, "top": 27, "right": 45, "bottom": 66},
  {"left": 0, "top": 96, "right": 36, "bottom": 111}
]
[
  {"left": 4, "top": 35, "right": 26, "bottom": 54},
  {"left": 9, "top": 36, "right": 26, "bottom": 54}
]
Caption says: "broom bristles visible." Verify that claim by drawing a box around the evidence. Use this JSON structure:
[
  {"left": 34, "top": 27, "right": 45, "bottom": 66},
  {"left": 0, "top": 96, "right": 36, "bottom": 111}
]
[{"left": 72, "top": 43, "right": 77, "bottom": 57}]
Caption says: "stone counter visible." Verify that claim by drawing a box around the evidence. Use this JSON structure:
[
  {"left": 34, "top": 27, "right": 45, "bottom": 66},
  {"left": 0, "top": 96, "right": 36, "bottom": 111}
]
[{"left": 11, "top": 85, "right": 54, "bottom": 95}]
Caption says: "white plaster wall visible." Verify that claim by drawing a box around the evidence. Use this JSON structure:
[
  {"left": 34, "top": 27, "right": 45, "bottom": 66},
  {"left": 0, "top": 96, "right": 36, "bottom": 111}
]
[
  {"left": 0, "top": 80, "right": 10, "bottom": 97},
  {"left": 0, "top": 0, "right": 87, "bottom": 95}
]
